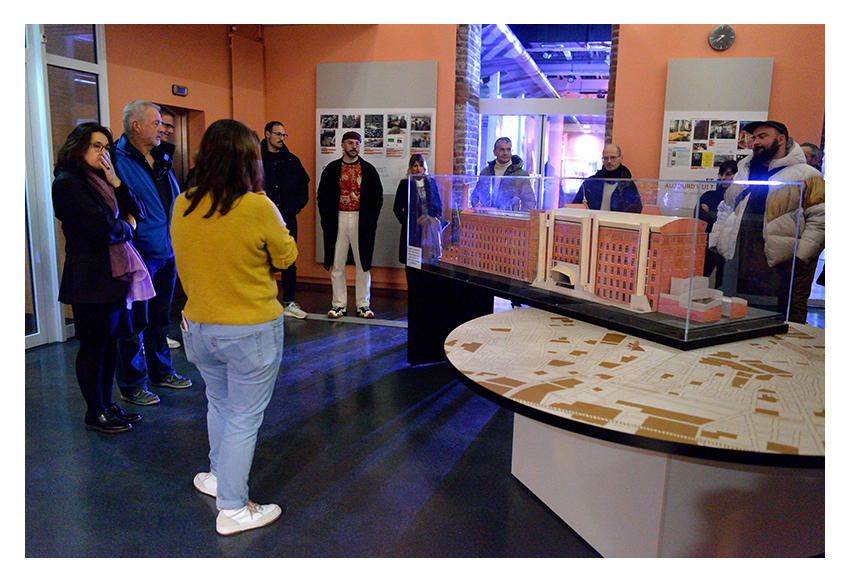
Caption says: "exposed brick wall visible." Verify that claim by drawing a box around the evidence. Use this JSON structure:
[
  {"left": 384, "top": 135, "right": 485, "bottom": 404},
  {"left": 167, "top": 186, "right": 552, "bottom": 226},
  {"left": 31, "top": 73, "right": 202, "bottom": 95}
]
[
  {"left": 605, "top": 24, "right": 619, "bottom": 144},
  {"left": 453, "top": 24, "right": 481, "bottom": 177}
]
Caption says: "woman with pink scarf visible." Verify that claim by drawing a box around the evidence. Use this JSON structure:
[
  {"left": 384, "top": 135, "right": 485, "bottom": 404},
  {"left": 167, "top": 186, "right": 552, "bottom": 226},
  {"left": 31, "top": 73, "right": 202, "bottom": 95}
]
[{"left": 52, "top": 122, "right": 154, "bottom": 433}]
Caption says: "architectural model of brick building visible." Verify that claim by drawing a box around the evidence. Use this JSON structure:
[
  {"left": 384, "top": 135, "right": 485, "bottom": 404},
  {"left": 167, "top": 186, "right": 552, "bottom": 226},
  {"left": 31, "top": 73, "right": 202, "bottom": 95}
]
[
  {"left": 535, "top": 208, "right": 711, "bottom": 314},
  {"left": 439, "top": 205, "right": 747, "bottom": 321},
  {"left": 441, "top": 209, "right": 540, "bottom": 282}
]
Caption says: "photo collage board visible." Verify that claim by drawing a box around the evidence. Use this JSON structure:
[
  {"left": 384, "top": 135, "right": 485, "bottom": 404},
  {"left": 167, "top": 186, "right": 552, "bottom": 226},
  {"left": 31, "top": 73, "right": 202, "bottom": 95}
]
[
  {"left": 659, "top": 110, "right": 768, "bottom": 187},
  {"left": 317, "top": 108, "right": 435, "bottom": 176},
  {"left": 314, "top": 107, "right": 437, "bottom": 269}
]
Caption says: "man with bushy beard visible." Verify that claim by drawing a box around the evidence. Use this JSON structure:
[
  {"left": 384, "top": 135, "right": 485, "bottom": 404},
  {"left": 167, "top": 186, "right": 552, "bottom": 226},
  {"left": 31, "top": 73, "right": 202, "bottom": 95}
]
[
  {"left": 572, "top": 144, "right": 642, "bottom": 213},
  {"left": 710, "top": 121, "right": 825, "bottom": 323}
]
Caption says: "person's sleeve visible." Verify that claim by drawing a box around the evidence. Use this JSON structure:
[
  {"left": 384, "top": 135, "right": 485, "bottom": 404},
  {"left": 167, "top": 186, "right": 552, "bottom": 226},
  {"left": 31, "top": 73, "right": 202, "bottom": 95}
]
[
  {"left": 263, "top": 198, "right": 298, "bottom": 271},
  {"left": 114, "top": 181, "right": 146, "bottom": 220},
  {"left": 393, "top": 180, "right": 407, "bottom": 224},
  {"left": 797, "top": 175, "right": 825, "bottom": 263},
  {"left": 296, "top": 159, "right": 311, "bottom": 212},
  {"left": 52, "top": 177, "right": 134, "bottom": 245}
]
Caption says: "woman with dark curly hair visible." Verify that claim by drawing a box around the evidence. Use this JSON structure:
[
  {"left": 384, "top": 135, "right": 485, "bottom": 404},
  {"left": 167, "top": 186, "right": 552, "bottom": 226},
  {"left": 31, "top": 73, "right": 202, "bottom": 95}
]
[{"left": 52, "top": 122, "right": 153, "bottom": 433}]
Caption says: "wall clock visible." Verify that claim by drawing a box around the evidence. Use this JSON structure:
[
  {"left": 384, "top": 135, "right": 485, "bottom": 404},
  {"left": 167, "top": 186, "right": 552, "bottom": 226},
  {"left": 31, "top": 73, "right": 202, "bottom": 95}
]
[{"left": 709, "top": 25, "right": 735, "bottom": 51}]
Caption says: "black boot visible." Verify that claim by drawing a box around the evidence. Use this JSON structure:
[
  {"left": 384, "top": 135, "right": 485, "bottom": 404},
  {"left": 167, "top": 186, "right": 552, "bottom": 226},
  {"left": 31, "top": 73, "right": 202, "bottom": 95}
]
[
  {"left": 107, "top": 403, "right": 142, "bottom": 424},
  {"left": 85, "top": 408, "right": 132, "bottom": 433}
]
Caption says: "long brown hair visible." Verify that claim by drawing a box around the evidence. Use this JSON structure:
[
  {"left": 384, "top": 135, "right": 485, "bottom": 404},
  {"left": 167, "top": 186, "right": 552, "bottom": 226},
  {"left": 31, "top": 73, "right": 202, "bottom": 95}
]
[
  {"left": 407, "top": 153, "right": 428, "bottom": 176},
  {"left": 183, "top": 119, "right": 264, "bottom": 217}
]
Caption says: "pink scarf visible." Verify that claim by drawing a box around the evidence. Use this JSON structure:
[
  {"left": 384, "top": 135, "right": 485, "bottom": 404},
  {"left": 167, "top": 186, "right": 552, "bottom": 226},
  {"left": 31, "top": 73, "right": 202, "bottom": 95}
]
[{"left": 85, "top": 171, "right": 156, "bottom": 308}]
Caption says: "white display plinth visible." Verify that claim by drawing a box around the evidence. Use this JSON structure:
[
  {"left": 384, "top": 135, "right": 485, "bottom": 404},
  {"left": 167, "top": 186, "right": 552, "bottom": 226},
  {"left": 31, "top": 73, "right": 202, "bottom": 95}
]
[{"left": 511, "top": 414, "right": 824, "bottom": 558}]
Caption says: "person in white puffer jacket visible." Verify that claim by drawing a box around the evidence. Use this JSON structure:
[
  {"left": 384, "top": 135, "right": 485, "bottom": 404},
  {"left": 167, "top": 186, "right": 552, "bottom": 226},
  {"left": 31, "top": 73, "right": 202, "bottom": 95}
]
[{"left": 710, "top": 121, "right": 824, "bottom": 323}]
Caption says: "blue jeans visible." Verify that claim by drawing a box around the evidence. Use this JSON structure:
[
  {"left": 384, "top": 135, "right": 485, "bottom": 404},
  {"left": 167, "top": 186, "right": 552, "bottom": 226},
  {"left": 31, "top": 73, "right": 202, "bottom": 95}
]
[
  {"left": 116, "top": 255, "right": 177, "bottom": 390},
  {"left": 181, "top": 314, "right": 284, "bottom": 510}
]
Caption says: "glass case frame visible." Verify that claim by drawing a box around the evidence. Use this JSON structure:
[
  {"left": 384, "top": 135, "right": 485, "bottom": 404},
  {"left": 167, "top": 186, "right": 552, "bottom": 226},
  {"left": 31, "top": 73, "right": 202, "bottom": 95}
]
[{"left": 403, "top": 174, "right": 808, "bottom": 349}]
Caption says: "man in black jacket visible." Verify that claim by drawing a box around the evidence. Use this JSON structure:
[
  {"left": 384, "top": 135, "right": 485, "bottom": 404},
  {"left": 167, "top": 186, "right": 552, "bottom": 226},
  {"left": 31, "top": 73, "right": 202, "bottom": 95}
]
[
  {"left": 262, "top": 121, "right": 311, "bottom": 319},
  {"left": 317, "top": 131, "right": 383, "bottom": 319},
  {"left": 572, "top": 144, "right": 642, "bottom": 213}
]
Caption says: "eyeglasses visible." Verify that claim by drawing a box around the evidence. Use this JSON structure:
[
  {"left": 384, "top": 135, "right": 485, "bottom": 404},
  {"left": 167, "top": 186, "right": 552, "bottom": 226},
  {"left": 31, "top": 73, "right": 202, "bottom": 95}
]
[
  {"left": 90, "top": 143, "right": 107, "bottom": 153},
  {"left": 161, "top": 123, "right": 175, "bottom": 131},
  {"left": 270, "top": 131, "right": 288, "bottom": 139},
  {"left": 602, "top": 155, "right": 621, "bottom": 161}
]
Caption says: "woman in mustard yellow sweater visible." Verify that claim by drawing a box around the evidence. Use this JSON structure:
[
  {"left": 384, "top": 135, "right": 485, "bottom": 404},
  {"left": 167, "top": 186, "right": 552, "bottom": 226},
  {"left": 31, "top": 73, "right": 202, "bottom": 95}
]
[{"left": 171, "top": 119, "right": 297, "bottom": 536}]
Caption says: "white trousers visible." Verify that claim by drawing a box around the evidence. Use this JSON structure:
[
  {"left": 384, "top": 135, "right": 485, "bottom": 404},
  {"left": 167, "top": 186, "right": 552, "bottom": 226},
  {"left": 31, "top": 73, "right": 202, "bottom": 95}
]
[{"left": 331, "top": 211, "right": 371, "bottom": 309}]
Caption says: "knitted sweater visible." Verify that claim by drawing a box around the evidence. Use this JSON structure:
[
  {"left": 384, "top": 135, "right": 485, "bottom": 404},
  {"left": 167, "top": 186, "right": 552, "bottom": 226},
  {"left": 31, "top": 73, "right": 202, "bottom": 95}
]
[{"left": 171, "top": 190, "right": 297, "bottom": 325}]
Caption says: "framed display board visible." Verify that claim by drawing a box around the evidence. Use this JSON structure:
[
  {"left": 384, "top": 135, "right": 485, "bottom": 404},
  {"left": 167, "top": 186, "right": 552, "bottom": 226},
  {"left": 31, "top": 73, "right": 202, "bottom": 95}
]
[
  {"left": 657, "top": 58, "right": 773, "bottom": 209},
  {"left": 315, "top": 61, "right": 438, "bottom": 268}
]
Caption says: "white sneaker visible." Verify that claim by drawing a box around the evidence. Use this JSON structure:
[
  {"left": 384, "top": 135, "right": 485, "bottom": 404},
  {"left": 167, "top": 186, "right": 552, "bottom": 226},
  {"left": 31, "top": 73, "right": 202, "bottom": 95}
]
[
  {"left": 216, "top": 501, "right": 282, "bottom": 535},
  {"left": 167, "top": 337, "right": 181, "bottom": 348},
  {"left": 284, "top": 302, "right": 308, "bottom": 319},
  {"left": 193, "top": 472, "right": 217, "bottom": 497}
]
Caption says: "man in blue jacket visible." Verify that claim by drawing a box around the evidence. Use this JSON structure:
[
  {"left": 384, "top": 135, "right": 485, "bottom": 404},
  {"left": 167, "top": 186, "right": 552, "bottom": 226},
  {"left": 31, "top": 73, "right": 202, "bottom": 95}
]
[{"left": 113, "top": 100, "right": 191, "bottom": 406}]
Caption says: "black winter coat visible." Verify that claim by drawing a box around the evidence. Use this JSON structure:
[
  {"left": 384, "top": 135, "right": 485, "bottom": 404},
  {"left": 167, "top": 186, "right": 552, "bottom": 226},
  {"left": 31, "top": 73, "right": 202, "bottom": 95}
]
[
  {"left": 316, "top": 157, "right": 383, "bottom": 271},
  {"left": 52, "top": 170, "right": 144, "bottom": 304},
  {"left": 260, "top": 140, "right": 310, "bottom": 219}
]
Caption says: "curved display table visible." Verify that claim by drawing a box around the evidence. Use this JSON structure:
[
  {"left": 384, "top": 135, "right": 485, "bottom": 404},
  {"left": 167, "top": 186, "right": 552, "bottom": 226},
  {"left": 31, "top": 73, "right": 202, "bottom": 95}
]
[{"left": 444, "top": 308, "right": 825, "bottom": 557}]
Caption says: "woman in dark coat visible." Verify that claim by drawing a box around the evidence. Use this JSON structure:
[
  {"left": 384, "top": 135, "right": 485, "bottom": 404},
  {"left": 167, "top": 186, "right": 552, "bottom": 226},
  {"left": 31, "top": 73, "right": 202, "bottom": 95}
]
[
  {"left": 52, "top": 122, "right": 153, "bottom": 433},
  {"left": 393, "top": 154, "right": 443, "bottom": 264}
]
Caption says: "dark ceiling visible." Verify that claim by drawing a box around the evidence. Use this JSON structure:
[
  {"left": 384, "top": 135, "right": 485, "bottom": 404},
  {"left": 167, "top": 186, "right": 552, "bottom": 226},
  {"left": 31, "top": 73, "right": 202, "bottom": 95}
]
[{"left": 480, "top": 24, "right": 612, "bottom": 99}]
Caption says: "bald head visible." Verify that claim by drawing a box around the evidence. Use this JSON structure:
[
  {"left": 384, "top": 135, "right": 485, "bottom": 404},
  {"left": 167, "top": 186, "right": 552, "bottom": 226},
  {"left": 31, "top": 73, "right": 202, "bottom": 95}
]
[{"left": 602, "top": 144, "right": 622, "bottom": 172}]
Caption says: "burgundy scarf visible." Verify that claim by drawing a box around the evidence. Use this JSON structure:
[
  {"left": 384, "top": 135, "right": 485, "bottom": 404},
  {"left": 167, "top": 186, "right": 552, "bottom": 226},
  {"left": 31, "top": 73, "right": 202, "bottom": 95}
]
[{"left": 85, "top": 170, "right": 155, "bottom": 308}]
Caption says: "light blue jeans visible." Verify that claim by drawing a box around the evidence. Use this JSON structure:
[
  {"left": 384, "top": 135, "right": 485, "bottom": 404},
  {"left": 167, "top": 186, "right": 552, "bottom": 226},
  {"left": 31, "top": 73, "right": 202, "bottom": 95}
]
[{"left": 181, "top": 314, "right": 283, "bottom": 510}]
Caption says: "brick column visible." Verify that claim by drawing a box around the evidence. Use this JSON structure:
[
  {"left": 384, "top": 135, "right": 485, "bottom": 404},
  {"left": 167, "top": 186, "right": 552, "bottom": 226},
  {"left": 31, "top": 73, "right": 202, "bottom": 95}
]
[
  {"left": 454, "top": 24, "right": 481, "bottom": 176},
  {"left": 452, "top": 25, "right": 481, "bottom": 240},
  {"left": 605, "top": 24, "right": 620, "bottom": 144}
]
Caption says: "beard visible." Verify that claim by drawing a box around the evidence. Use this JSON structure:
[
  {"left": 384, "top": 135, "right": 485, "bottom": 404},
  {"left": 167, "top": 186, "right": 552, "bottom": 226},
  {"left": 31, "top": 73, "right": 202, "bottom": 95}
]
[{"left": 751, "top": 138, "right": 781, "bottom": 166}]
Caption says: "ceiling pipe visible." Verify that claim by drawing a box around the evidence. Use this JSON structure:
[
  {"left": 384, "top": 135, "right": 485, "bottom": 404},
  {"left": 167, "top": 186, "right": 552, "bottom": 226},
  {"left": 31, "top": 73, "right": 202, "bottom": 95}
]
[{"left": 489, "top": 24, "right": 560, "bottom": 99}]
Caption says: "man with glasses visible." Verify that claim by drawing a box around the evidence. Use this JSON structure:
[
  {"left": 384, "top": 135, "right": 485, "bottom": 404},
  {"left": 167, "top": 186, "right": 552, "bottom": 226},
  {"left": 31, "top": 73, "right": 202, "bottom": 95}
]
[
  {"left": 261, "top": 121, "right": 311, "bottom": 319},
  {"left": 572, "top": 144, "right": 642, "bottom": 213},
  {"left": 113, "top": 100, "right": 192, "bottom": 407},
  {"left": 157, "top": 105, "right": 177, "bottom": 159}
]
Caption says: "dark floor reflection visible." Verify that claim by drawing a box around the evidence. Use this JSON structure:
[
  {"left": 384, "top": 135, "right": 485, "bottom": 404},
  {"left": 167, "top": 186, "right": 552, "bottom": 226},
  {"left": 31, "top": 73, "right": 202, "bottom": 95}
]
[
  {"left": 25, "top": 284, "right": 599, "bottom": 557},
  {"left": 25, "top": 283, "right": 825, "bottom": 557}
]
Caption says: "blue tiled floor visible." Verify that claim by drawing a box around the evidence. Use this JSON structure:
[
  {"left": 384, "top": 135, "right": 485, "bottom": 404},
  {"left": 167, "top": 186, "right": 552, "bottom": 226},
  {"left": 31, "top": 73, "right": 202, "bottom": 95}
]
[
  {"left": 25, "top": 284, "right": 599, "bottom": 558},
  {"left": 25, "top": 282, "right": 825, "bottom": 557}
]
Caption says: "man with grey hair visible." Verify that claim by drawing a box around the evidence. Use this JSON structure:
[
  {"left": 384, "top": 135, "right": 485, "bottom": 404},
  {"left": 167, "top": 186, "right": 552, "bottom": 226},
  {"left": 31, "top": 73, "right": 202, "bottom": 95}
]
[
  {"left": 113, "top": 100, "right": 192, "bottom": 406},
  {"left": 470, "top": 137, "right": 536, "bottom": 210}
]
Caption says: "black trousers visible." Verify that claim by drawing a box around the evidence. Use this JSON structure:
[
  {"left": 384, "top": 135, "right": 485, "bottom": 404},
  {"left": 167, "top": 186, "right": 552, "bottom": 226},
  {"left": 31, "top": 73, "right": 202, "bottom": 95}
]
[
  {"left": 72, "top": 300, "right": 131, "bottom": 416},
  {"left": 281, "top": 214, "right": 298, "bottom": 303}
]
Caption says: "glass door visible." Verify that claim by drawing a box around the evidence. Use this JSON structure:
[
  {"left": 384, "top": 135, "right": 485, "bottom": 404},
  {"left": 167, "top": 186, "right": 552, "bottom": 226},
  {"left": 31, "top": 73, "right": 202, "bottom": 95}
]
[{"left": 25, "top": 24, "right": 110, "bottom": 348}]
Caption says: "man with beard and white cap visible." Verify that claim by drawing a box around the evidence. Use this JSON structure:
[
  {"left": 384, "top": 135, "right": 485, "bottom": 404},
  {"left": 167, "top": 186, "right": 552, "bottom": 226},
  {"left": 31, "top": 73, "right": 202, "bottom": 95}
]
[{"left": 710, "top": 121, "right": 825, "bottom": 323}]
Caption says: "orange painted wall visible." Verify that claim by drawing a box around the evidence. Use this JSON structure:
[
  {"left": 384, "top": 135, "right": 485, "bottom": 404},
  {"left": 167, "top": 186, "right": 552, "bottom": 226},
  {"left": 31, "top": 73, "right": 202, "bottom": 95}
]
[
  {"left": 612, "top": 24, "right": 825, "bottom": 180},
  {"left": 103, "top": 23, "right": 457, "bottom": 291},
  {"left": 101, "top": 23, "right": 824, "bottom": 290},
  {"left": 261, "top": 24, "right": 458, "bottom": 289},
  {"left": 104, "top": 24, "right": 234, "bottom": 153}
]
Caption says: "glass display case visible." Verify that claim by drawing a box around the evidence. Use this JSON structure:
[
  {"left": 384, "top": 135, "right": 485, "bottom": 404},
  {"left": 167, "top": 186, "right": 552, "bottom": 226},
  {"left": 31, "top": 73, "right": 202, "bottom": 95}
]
[{"left": 403, "top": 174, "right": 807, "bottom": 349}]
